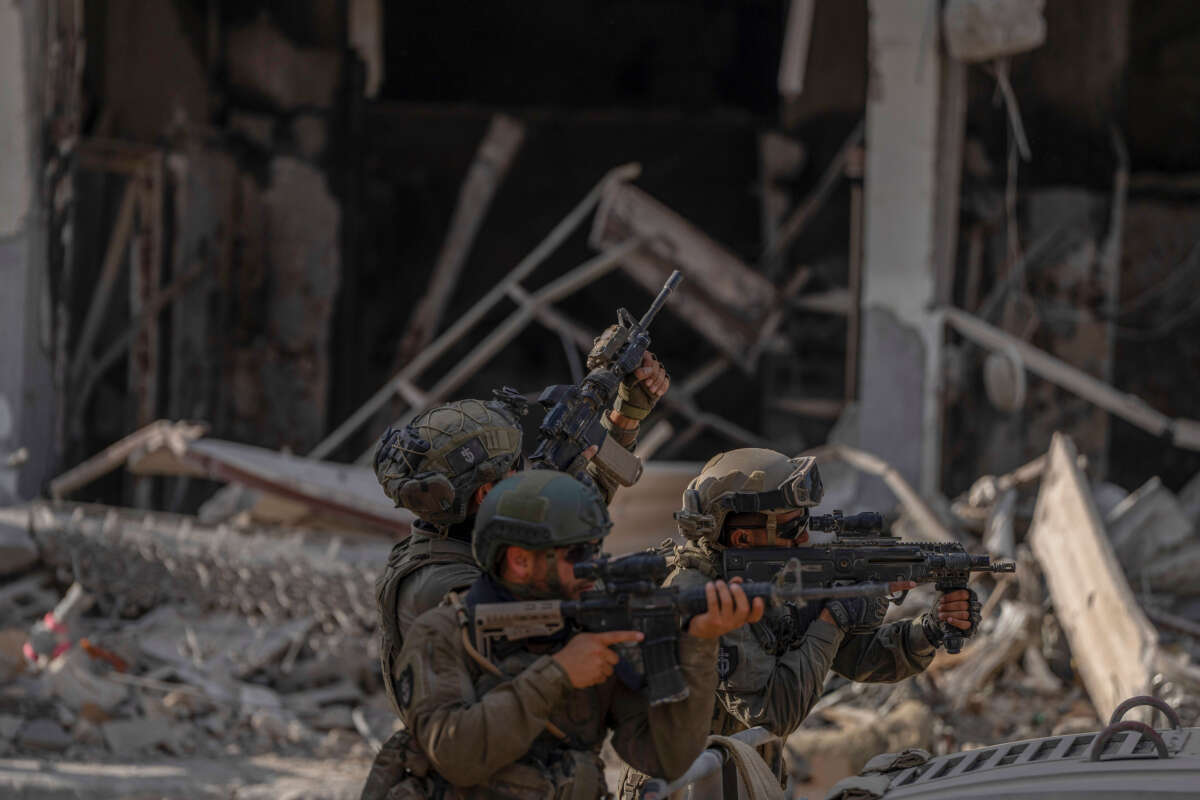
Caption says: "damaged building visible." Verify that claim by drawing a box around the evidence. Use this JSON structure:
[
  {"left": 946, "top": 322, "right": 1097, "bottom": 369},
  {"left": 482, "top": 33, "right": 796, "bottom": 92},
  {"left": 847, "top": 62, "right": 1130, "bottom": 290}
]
[{"left": 3, "top": 0, "right": 1200, "bottom": 797}]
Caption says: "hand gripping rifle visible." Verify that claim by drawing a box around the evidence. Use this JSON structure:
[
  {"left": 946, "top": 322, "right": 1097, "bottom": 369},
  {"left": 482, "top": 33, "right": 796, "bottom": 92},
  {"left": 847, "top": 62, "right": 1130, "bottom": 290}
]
[
  {"left": 471, "top": 552, "right": 890, "bottom": 706},
  {"left": 527, "top": 271, "right": 683, "bottom": 488},
  {"left": 721, "top": 509, "right": 1016, "bottom": 654}
]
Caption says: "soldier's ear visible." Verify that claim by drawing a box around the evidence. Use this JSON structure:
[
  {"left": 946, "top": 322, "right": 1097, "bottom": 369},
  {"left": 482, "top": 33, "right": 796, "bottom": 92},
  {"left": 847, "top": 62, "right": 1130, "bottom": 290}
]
[
  {"left": 471, "top": 482, "right": 496, "bottom": 512},
  {"left": 502, "top": 544, "right": 535, "bottom": 581}
]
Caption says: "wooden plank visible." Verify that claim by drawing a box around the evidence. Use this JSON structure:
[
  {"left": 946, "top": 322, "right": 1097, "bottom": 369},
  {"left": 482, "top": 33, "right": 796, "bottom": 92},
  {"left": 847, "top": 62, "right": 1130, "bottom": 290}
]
[
  {"left": 777, "top": 0, "right": 816, "bottom": 98},
  {"left": 49, "top": 420, "right": 208, "bottom": 499},
  {"left": 1028, "top": 432, "right": 1158, "bottom": 723},
  {"left": 770, "top": 397, "right": 844, "bottom": 420},
  {"left": 944, "top": 306, "right": 1200, "bottom": 451},
  {"left": 590, "top": 181, "right": 776, "bottom": 362},
  {"left": 395, "top": 114, "right": 525, "bottom": 366},
  {"left": 789, "top": 287, "right": 850, "bottom": 315}
]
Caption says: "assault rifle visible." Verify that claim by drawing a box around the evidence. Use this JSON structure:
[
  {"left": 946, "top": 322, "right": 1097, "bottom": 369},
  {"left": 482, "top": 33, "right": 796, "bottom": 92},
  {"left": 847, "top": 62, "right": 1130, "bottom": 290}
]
[
  {"left": 721, "top": 509, "right": 1016, "bottom": 654},
  {"left": 527, "top": 271, "right": 683, "bottom": 488},
  {"left": 472, "top": 552, "right": 890, "bottom": 706}
]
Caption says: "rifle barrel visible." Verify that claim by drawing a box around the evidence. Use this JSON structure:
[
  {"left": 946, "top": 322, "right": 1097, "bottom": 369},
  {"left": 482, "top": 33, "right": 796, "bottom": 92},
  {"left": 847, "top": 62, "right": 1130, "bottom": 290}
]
[{"left": 638, "top": 270, "right": 683, "bottom": 329}]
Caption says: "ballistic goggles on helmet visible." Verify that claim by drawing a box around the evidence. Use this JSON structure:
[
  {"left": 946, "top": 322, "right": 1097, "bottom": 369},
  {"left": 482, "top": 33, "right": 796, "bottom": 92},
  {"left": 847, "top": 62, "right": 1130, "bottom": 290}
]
[{"left": 675, "top": 456, "right": 824, "bottom": 541}]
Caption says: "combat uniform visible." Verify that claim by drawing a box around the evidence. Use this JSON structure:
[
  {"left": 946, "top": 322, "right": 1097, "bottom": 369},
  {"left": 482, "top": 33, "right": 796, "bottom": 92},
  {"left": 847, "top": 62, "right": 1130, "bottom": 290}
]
[
  {"left": 366, "top": 468, "right": 717, "bottom": 800},
  {"left": 618, "top": 449, "right": 950, "bottom": 797},
  {"left": 388, "top": 578, "right": 719, "bottom": 799}
]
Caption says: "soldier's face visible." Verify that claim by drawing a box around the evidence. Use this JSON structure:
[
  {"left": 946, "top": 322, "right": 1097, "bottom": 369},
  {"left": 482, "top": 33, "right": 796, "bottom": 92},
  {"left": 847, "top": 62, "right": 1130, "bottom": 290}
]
[
  {"left": 725, "top": 509, "right": 810, "bottom": 548},
  {"left": 525, "top": 545, "right": 598, "bottom": 600}
]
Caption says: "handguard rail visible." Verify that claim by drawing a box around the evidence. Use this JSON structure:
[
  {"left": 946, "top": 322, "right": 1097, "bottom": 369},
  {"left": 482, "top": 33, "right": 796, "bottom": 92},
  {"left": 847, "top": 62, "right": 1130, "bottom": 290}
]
[{"left": 640, "top": 726, "right": 778, "bottom": 800}]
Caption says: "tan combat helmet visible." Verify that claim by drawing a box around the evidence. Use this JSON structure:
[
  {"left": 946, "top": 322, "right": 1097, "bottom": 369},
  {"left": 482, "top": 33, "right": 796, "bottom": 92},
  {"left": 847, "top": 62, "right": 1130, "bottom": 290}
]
[
  {"left": 674, "top": 448, "right": 823, "bottom": 548},
  {"left": 374, "top": 395, "right": 526, "bottom": 529}
]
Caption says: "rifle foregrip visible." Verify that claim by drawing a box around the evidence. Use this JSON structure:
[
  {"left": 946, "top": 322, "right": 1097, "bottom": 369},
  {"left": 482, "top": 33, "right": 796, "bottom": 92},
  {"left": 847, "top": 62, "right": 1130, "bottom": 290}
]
[
  {"left": 935, "top": 579, "right": 966, "bottom": 654},
  {"left": 637, "top": 614, "right": 688, "bottom": 706}
]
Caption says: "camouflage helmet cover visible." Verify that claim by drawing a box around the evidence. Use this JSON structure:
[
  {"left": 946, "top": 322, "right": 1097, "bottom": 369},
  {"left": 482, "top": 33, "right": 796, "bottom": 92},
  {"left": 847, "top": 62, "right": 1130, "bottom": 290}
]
[
  {"left": 674, "top": 448, "right": 823, "bottom": 547},
  {"left": 374, "top": 397, "right": 526, "bottom": 527},
  {"left": 472, "top": 470, "right": 612, "bottom": 575}
]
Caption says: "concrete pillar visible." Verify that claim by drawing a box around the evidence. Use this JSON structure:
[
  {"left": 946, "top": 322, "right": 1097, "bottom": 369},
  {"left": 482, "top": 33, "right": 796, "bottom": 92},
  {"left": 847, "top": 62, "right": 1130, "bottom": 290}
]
[
  {"left": 856, "top": 0, "right": 961, "bottom": 508},
  {"left": 0, "top": 0, "right": 54, "bottom": 501}
]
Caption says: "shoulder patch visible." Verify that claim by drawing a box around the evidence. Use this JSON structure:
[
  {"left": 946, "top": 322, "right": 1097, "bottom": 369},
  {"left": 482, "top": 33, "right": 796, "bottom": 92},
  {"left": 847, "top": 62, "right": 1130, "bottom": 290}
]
[
  {"left": 716, "top": 644, "right": 738, "bottom": 681},
  {"left": 397, "top": 664, "right": 414, "bottom": 709}
]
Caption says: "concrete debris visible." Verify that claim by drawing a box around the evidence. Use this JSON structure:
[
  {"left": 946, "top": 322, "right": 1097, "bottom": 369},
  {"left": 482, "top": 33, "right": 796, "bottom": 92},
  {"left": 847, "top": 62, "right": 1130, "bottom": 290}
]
[
  {"left": 1106, "top": 476, "right": 1193, "bottom": 580},
  {"left": 16, "top": 719, "right": 71, "bottom": 752},
  {"left": 46, "top": 647, "right": 128, "bottom": 713},
  {"left": 0, "top": 518, "right": 37, "bottom": 576},
  {"left": 101, "top": 716, "right": 179, "bottom": 756},
  {"left": 0, "top": 715, "right": 21, "bottom": 741}
]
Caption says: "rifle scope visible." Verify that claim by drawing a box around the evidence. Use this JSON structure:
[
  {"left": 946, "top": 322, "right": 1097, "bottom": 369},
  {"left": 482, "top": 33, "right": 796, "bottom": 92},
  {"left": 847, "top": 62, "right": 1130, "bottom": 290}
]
[
  {"left": 808, "top": 510, "right": 883, "bottom": 535},
  {"left": 574, "top": 553, "right": 670, "bottom": 585}
]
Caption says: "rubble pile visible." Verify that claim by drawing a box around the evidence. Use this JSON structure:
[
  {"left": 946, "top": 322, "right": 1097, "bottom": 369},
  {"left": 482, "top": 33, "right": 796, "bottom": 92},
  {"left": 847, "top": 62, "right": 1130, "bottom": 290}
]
[
  {"left": 0, "top": 503, "right": 392, "bottom": 783},
  {"left": 785, "top": 433, "right": 1200, "bottom": 796},
  {"left": 2, "top": 433, "right": 1199, "bottom": 797}
]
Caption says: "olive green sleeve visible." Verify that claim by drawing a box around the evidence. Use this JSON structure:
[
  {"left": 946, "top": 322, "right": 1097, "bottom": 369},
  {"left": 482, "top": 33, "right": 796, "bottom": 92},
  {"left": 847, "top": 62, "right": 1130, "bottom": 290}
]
[
  {"left": 830, "top": 618, "right": 936, "bottom": 683},
  {"left": 607, "top": 633, "right": 720, "bottom": 780},
  {"left": 397, "top": 612, "right": 574, "bottom": 788},
  {"left": 718, "top": 618, "right": 844, "bottom": 737}
]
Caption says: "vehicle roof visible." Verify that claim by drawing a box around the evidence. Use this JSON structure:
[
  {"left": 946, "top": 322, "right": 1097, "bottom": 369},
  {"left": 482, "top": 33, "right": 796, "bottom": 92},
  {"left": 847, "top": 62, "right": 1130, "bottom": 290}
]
[{"left": 875, "top": 726, "right": 1199, "bottom": 799}]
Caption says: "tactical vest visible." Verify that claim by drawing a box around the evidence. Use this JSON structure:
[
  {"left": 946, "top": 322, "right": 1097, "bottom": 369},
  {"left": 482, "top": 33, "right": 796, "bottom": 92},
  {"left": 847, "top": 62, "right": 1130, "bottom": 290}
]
[{"left": 376, "top": 530, "right": 479, "bottom": 714}]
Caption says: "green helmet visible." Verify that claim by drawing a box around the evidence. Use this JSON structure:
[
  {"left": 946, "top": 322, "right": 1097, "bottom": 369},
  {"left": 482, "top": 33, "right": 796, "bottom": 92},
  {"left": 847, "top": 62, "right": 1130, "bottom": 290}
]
[
  {"left": 374, "top": 396, "right": 526, "bottom": 529},
  {"left": 674, "top": 448, "right": 823, "bottom": 548},
  {"left": 472, "top": 470, "right": 612, "bottom": 575}
]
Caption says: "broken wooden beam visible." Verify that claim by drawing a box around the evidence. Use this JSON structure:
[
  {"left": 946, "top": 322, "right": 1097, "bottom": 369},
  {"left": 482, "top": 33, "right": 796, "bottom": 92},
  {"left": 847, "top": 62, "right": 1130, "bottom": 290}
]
[
  {"left": 943, "top": 306, "right": 1200, "bottom": 451},
  {"left": 1028, "top": 432, "right": 1159, "bottom": 723},
  {"left": 49, "top": 420, "right": 208, "bottom": 499},
  {"left": 589, "top": 181, "right": 777, "bottom": 363}
]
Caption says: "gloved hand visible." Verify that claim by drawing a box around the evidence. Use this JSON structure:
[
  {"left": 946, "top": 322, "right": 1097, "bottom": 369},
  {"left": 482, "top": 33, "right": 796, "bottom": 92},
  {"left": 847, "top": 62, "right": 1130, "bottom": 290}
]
[
  {"left": 823, "top": 594, "right": 889, "bottom": 635},
  {"left": 919, "top": 588, "right": 982, "bottom": 648},
  {"left": 587, "top": 326, "right": 669, "bottom": 423}
]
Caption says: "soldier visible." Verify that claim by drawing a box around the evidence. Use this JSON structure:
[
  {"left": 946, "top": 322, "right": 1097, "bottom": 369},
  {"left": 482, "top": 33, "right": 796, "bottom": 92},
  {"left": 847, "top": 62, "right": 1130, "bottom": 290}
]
[
  {"left": 363, "top": 470, "right": 761, "bottom": 799},
  {"left": 373, "top": 346, "right": 669, "bottom": 713},
  {"left": 619, "top": 448, "right": 981, "bottom": 795}
]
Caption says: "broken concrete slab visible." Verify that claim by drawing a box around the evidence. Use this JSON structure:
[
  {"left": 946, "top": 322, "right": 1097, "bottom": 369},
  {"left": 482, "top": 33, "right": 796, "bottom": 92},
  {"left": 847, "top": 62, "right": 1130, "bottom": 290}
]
[
  {"left": 1106, "top": 476, "right": 1193, "bottom": 578},
  {"left": 1141, "top": 541, "right": 1200, "bottom": 597},
  {"left": 101, "top": 716, "right": 179, "bottom": 756},
  {"left": 0, "top": 518, "right": 36, "bottom": 576},
  {"left": 1029, "top": 432, "right": 1159, "bottom": 723},
  {"left": 16, "top": 718, "right": 71, "bottom": 752}
]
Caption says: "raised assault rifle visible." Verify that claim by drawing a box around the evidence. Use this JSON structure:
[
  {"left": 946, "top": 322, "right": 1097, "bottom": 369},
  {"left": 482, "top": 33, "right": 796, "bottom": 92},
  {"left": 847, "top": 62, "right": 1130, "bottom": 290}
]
[
  {"left": 527, "top": 271, "right": 683, "bottom": 488},
  {"left": 472, "top": 552, "right": 890, "bottom": 706},
  {"left": 721, "top": 509, "right": 1015, "bottom": 654}
]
